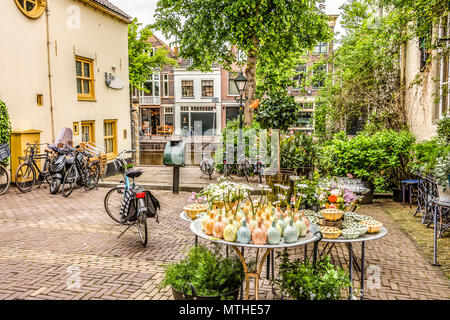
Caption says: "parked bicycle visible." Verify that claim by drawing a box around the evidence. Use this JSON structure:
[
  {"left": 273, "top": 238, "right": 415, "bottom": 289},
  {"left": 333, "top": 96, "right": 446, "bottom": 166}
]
[
  {"left": 199, "top": 144, "right": 215, "bottom": 180},
  {"left": 15, "top": 143, "right": 53, "bottom": 193},
  {"left": 0, "top": 143, "right": 11, "bottom": 195},
  {"left": 104, "top": 150, "right": 160, "bottom": 246},
  {"left": 61, "top": 145, "right": 100, "bottom": 198}
]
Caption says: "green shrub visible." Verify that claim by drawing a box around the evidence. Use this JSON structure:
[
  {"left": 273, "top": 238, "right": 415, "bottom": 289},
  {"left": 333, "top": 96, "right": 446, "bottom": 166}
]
[
  {"left": 0, "top": 100, "right": 11, "bottom": 165},
  {"left": 159, "top": 245, "right": 244, "bottom": 297},
  {"left": 319, "top": 129, "right": 416, "bottom": 190},
  {"left": 280, "top": 132, "right": 319, "bottom": 170},
  {"left": 254, "top": 90, "right": 299, "bottom": 131},
  {"left": 275, "top": 251, "right": 350, "bottom": 300},
  {"left": 437, "top": 116, "right": 450, "bottom": 144}
]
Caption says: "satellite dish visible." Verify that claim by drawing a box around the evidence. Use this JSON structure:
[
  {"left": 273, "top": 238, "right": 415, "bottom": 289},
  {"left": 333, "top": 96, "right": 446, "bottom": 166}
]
[{"left": 105, "top": 72, "right": 125, "bottom": 90}]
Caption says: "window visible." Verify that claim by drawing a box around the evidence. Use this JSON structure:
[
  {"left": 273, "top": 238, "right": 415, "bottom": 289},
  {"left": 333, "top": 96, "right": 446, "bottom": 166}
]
[
  {"left": 438, "top": 14, "right": 449, "bottom": 117},
  {"left": 293, "top": 64, "right": 307, "bottom": 88},
  {"left": 143, "top": 73, "right": 160, "bottom": 97},
  {"left": 15, "top": 0, "right": 46, "bottom": 19},
  {"left": 73, "top": 122, "right": 79, "bottom": 136},
  {"left": 312, "top": 64, "right": 327, "bottom": 89},
  {"left": 201, "top": 80, "right": 214, "bottom": 97},
  {"left": 163, "top": 74, "right": 169, "bottom": 97},
  {"left": 81, "top": 121, "right": 95, "bottom": 143},
  {"left": 228, "top": 72, "right": 239, "bottom": 95},
  {"left": 36, "top": 94, "right": 43, "bottom": 106},
  {"left": 104, "top": 120, "right": 117, "bottom": 157},
  {"left": 76, "top": 57, "right": 95, "bottom": 101},
  {"left": 182, "top": 80, "right": 194, "bottom": 97},
  {"left": 314, "top": 42, "right": 328, "bottom": 54}
]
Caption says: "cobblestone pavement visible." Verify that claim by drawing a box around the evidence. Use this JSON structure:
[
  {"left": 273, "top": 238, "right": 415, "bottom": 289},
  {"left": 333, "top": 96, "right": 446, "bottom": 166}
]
[{"left": 0, "top": 187, "right": 448, "bottom": 300}]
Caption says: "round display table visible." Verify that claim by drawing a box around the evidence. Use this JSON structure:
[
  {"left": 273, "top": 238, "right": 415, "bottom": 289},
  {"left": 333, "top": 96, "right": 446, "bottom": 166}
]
[
  {"left": 320, "top": 227, "right": 387, "bottom": 300},
  {"left": 190, "top": 219, "right": 322, "bottom": 300}
]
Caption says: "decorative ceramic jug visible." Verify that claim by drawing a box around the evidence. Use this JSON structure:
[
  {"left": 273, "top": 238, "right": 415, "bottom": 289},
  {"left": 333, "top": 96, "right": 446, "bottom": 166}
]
[
  {"left": 237, "top": 220, "right": 252, "bottom": 244},
  {"left": 276, "top": 217, "right": 287, "bottom": 232},
  {"left": 267, "top": 221, "right": 281, "bottom": 245},
  {"left": 264, "top": 213, "right": 273, "bottom": 231},
  {"left": 275, "top": 206, "right": 283, "bottom": 220},
  {"left": 223, "top": 219, "right": 238, "bottom": 242},
  {"left": 213, "top": 215, "right": 226, "bottom": 239},
  {"left": 302, "top": 214, "right": 310, "bottom": 230},
  {"left": 294, "top": 218, "right": 308, "bottom": 237},
  {"left": 204, "top": 213, "right": 216, "bottom": 235},
  {"left": 201, "top": 212, "right": 210, "bottom": 231},
  {"left": 252, "top": 221, "right": 267, "bottom": 245},
  {"left": 283, "top": 218, "right": 299, "bottom": 243},
  {"left": 248, "top": 214, "right": 258, "bottom": 233}
]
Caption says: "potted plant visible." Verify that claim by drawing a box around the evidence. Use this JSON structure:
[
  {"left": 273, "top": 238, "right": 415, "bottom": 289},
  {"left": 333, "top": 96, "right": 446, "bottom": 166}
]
[
  {"left": 274, "top": 251, "right": 350, "bottom": 300},
  {"left": 159, "top": 245, "right": 244, "bottom": 300},
  {"left": 434, "top": 153, "right": 450, "bottom": 203}
]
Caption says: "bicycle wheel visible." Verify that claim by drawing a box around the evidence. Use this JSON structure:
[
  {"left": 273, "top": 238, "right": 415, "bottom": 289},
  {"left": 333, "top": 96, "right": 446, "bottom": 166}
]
[
  {"left": 84, "top": 163, "right": 100, "bottom": 191},
  {"left": 136, "top": 211, "right": 148, "bottom": 246},
  {"left": 239, "top": 159, "right": 250, "bottom": 182},
  {"left": 104, "top": 186, "right": 126, "bottom": 224},
  {"left": 15, "top": 163, "right": 35, "bottom": 193},
  {"left": 62, "top": 165, "right": 77, "bottom": 198},
  {"left": 0, "top": 165, "right": 10, "bottom": 195},
  {"left": 49, "top": 178, "right": 61, "bottom": 194}
]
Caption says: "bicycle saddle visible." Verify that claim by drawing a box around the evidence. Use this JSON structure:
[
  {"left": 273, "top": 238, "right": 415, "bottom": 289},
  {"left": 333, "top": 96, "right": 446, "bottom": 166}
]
[{"left": 126, "top": 170, "right": 143, "bottom": 179}]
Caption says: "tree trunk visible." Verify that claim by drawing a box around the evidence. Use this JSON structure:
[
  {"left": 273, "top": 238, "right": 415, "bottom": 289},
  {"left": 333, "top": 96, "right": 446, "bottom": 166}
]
[{"left": 244, "top": 40, "right": 258, "bottom": 126}]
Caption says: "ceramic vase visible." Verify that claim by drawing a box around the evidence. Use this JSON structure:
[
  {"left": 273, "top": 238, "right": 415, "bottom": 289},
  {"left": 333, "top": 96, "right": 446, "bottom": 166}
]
[
  {"left": 294, "top": 218, "right": 308, "bottom": 237},
  {"left": 252, "top": 221, "right": 267, "bottom": 245},
  {"left": 283, "top": 218, "right": 299, "bottom": 243},
  {"left": 267, "top": 221, "right": 281, "bottom": 245},
  {"left": 237, "top": 220, "right": 252, "bottom": 244},
  {"left": 223, "top": 220, "right": 238, "bottom": 242},
  {"left": 212, "top": 215, "right": 226, "bottom": 239},
  {"left": 204, "top": 213, "right": 216, "bottom": 235}
]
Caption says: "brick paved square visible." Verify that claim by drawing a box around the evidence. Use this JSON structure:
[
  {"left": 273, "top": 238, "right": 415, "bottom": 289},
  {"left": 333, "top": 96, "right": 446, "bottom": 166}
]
[{"left": 0, "top": 187, "right": 448, "bottom": 300}]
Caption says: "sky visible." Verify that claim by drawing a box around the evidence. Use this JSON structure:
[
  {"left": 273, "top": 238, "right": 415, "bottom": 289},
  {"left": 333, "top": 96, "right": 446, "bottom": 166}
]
[{"left": 110, "top": 0, "right": 348, "bottom": 46}]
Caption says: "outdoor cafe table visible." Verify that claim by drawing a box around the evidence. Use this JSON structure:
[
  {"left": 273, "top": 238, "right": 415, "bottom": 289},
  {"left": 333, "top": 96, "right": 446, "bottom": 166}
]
[
  {"left": 318, "top": 228, "right": 387, "bottom": 300},
  {"left": 190, "top": 219, "right": 322, "bottom": 300}
]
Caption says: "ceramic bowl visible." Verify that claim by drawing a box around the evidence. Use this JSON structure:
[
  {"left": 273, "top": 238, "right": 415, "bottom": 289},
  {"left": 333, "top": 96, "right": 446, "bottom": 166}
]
[
  {"left": 341, "top": 229, "right": 360, "bottom": 239},
  {"left": 320, "top": 209, "right": 344, "bottom": 221},
  {"left": 360, "top": 220, "right": 383, "bottom": 233},
  {"left": 320, "top": 226, "right": 342, "bottom": 239}
]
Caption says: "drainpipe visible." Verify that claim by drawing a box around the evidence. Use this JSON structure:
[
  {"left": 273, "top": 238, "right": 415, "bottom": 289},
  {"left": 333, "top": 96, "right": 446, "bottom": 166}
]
[{"left": 45, "top": 1, "right": 56, "bottom": 141}]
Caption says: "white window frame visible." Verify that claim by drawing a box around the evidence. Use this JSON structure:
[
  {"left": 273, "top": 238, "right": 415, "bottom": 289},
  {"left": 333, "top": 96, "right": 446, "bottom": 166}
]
[
  {"left": 312, "top": 63, "right": 328, "bottom": 89},
  {"left": 162, "top": 73, "right": 169, "bottom": 98}
]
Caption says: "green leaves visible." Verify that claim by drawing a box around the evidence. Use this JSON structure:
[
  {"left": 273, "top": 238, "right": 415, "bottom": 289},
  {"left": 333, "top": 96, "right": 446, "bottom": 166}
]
[
  {"left": 0, "top": 100, "right": 11, "bottom": 166},
  {"left": 128, "top": 18, "right": 178, "bottom": 92},
  {"left": 254, "top": 90, "right": 299, "bottom": 131},
  {"left": 159, "top": 245, "right": 244, "bottom": 297}
]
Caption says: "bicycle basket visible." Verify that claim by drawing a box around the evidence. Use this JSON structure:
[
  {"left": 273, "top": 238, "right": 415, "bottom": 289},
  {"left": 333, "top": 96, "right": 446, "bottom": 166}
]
[{"left": 0, "top": 143, "right": 10, "bottom": 162}]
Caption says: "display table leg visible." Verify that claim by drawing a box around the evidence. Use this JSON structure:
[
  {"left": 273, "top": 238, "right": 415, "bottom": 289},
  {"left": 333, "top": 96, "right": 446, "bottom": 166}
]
[
  {"left": 348, "top": 243, "right": 353, "bottom": 300},
  {"left": 432, "top": 205, "right": 440, "bottom": 266},
  {"left": 360, "top": 242, "right": 365, "bottom": 300},
  {"left": 232, "top": 246, "right": 273, "bottom": 300}
]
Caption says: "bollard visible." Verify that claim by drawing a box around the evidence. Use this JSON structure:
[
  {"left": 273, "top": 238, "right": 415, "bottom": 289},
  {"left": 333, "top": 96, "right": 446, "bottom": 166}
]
[{"left": 173, "top": 166, "right": 180, "bottom": 194}]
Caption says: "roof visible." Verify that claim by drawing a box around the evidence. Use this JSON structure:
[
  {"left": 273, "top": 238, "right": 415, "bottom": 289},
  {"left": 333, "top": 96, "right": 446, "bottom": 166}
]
[{"left": 81, "top": 0, "right": 132, "bottom": 23}]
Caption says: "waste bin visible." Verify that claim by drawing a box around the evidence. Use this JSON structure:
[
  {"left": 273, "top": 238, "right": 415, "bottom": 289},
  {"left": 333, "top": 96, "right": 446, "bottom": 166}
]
[
  {"left": 163, "top": 140, "right": 186, "bottom": 167},
  {"left": 163, "top": 140, "right": 186, "bottom": 194}
]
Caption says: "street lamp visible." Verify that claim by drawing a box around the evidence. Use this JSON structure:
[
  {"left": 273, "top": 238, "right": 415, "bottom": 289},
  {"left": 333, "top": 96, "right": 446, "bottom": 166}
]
[{"left": 233, "top": 72, "right": 248, "bottom": 168}]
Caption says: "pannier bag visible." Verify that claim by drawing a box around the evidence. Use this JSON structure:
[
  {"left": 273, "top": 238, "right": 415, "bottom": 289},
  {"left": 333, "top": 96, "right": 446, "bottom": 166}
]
[
  {"left": 119, "top": 189, "right": 137, "bottom": 222},
  {"left": 145, "top": 190, "right": 160, "bottom": 218}
]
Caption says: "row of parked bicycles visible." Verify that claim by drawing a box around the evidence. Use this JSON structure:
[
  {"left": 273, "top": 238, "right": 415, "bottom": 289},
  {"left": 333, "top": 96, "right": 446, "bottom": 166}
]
[{"left": 0, "top": 142, "right": 100, "bottom": 197}]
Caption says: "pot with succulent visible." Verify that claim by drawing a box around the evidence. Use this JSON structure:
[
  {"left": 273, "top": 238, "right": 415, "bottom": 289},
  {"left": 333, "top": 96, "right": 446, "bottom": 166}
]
[
  {"left": 434, "top": 153, "right": 450, "bottom": 203},
  {"left": 159, "top": 245, "right": 244, "bottom": 300}
]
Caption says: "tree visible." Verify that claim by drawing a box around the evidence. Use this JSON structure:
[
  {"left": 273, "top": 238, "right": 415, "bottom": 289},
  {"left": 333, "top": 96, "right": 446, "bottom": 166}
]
[
  {"left": 153, "top": 0, "right": 331, "bottom": 125},
  {"left": 128, "top": 18, "right": 178, "bottom": 93}
]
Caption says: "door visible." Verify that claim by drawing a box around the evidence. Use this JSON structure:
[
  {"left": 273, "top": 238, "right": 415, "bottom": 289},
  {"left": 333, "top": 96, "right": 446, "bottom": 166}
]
[{"left": 81, "top": 121, "right": 95, "bottom": 143}]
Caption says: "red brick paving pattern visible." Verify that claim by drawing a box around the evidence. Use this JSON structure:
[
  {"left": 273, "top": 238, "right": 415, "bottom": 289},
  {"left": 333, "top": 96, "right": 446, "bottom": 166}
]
[{"left": 0, "top": 187, "right": 448, "bottom": 300}]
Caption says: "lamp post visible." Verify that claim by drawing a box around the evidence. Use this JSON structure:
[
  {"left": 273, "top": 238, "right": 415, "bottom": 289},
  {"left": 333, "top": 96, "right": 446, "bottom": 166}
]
[{"left": 233, "top": 72, "right": 248, "bottom": 166}]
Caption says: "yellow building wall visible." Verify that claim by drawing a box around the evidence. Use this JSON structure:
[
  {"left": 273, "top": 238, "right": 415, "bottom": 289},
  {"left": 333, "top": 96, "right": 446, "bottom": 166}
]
[{"left": 0, "top": 0, "right": 131, "bottom": 166}]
